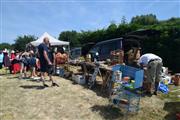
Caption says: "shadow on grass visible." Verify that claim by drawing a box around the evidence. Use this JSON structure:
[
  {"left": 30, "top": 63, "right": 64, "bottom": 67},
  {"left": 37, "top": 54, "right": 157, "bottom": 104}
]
[
  {"left": 163, "top": 102, "right": 180, "bottom": 120},
  {"left": 90, "top": 83, "right": 109, "bottom": 98},
  {"left": 0, "top": 73, "right": 8, "bottom": 76},
  {"left": 72, "top": 80, "right": 109, "bottom": 98},
  {"left": 20, "top": 85, "right": 45, "bottom": 90},
  {"left": 91, "top": 104, "right": 124, "bottom": 120},
  {"left": 7, "top": 76, "right": 20, "bottom": 79},
  {"left": 27, "top": 79, "right": 50, "bottom": 82}
]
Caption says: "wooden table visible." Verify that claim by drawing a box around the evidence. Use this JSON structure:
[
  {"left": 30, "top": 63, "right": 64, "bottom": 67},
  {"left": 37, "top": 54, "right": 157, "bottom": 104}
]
[{"left": 79, "top": 62, "right": 113, "bottom": 92}]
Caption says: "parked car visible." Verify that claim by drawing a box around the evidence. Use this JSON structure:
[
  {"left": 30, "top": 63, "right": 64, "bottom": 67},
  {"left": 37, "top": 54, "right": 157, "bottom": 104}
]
[
  {"left": 81, "top": 42, "right": 95, "bottom": 57},
  {"left": 86, "top": 29, "right": 158, "bottom": 62},
  {"left": 70, "top": 47, "right": 81, "bottom": 59},
  {"left": 89, "top": 38, "right": 123, "bottom": 61},
  {"left": 88, "top": 37, "right": 141, "bottom": 61}
]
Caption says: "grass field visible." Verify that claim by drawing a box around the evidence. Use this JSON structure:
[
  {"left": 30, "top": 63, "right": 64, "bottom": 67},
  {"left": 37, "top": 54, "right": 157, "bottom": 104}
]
[{"left": 0, "top": 72, "right": 179, "bottom": 120}]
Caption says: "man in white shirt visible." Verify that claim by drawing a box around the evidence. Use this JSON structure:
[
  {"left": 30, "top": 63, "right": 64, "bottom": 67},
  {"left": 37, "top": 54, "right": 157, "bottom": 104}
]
[{"left": 139, "top": 53, "right": 163, "bottom": 95}]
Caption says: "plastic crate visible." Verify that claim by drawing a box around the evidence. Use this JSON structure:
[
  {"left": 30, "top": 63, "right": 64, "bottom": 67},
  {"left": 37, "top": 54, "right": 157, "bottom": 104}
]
[
  {"left": 112, "top": 65, "right": 144, "bottom": 89},
  {"left": 110, "top": 89, "right": 140, "bottom": 113}
]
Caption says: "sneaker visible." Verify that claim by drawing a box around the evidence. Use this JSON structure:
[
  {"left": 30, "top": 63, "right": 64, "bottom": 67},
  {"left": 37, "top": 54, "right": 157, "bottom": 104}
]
[
  {"left": 43, "top": 83, "right": 49, "bottom": 87},
  {"left": 52, "top": 82, "right": 59, "bottom": 87}
]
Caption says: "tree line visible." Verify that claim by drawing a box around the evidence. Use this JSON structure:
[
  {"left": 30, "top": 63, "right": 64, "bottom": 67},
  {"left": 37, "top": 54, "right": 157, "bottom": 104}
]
[{"left": 0, "top": 14, "right": 179, "bottom": 72}]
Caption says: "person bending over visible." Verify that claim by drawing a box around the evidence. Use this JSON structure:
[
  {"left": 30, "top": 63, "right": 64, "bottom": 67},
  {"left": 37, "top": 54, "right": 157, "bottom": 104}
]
[{"left": 139, "top": 53, "right": 163, "bottom": 95}]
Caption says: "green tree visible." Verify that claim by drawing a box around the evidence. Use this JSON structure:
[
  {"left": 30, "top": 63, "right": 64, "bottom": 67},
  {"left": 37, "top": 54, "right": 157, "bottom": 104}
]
[
  {"left": 105, "top": 23, "right": 118, "bottom": 39},
  {"left": 0, "top": 43, "right": 12, "bottom": 50},
  {"left": 58, "top": 30, "right": 81, "bottom": 48},
  {"left": 121, "top": 16, "right": 127, "bottom": 24},
  {"left": 131, "top": 14, "right": 158, "bottom": 25},
  {"left": 14, "top": 35, "right": 36, "bottom": 51},
  {"left": 57, "top": 15, "right": 180, "bottom": 72}
]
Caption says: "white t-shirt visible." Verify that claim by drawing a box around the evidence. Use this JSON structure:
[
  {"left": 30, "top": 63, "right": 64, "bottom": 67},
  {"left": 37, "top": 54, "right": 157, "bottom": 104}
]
[
  {"left": 139, "top": 53, "right": 162, "bottom": 66},
  {"left": 15, "top": 55, "right": 20, "bottom": 60}
]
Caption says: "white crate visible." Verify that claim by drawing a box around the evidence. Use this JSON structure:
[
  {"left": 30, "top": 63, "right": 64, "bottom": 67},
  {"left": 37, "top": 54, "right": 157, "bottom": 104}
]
[{"left": 72, "top": 74, "right": 86, "bottom": 85}]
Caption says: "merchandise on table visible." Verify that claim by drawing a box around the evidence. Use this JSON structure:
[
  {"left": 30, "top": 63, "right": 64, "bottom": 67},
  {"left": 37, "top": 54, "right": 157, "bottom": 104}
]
[
  {"left": 158, "top": 82, "right": 169, "bottom": 94},
  {"left": 110, "top": 50, "right": 124, "bottom": 65},
  {"left": 72, "top": 74, "right": 86, "bottom": 85},
  {"left": 110, "top": 65, "right": 143, "bottom": 113},
  {"left": 172, "top": 73, "right": 180, "bottom": 86},
  {"left": 122, "top": 76, "right": 130, "bottom": 82},
  {"left": 161, "top": 76, "right": 171, "bottom": 85},
  {"left": 56, "top": 67, "right": 65, "bottom": 77},
  {"left": 55, "top": 52, "right": 68, "bottom": 64},
  {"left": 115, "top": 70, "right": 122, "bottom": 81},
  {"left": 56, "top": 67, "right": 60, "bottom": 75},
  {"left": 110, "top": 88, "right": 141, "bottom": 113}
]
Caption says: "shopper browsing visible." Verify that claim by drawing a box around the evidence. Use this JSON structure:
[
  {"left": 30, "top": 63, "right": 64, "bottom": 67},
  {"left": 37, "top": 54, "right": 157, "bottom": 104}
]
[{"left": 139, "top": 53, "right": 163, "bottom": 95}]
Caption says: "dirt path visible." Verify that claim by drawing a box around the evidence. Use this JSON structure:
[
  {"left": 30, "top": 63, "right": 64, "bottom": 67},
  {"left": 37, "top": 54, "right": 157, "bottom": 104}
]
[{"left": 0, "top": 74, "right": 178, "bottom": 120}]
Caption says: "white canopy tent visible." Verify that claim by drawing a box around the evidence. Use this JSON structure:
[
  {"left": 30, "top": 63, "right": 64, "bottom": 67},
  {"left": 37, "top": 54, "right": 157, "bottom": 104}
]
[{"left": 30, "top": 32, "right": 69, "bottom": 46}]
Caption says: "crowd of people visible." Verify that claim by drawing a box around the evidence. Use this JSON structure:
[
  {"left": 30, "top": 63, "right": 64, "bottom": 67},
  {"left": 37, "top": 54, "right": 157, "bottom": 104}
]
[
  {"left": 1, "top": 49, "right": 42, "bottom": 77},
  {"left": 0, "top": 37, "right": 164, "bottom": 95},
  {"left": 0, "top": 37, "right": 68, "bottom": 88}
]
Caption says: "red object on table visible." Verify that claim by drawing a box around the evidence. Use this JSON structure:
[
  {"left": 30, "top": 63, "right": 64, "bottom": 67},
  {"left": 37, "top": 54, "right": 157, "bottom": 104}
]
[{"left": 177, "top": 113, "right": 180, "bottom": 120}]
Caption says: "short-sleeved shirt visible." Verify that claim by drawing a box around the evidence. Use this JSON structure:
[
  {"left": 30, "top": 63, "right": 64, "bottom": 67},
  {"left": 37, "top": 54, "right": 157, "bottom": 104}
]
[
  {"left": 38, "top": 43, "right": 48, "bottom": 64},
  {"left": 138, "top": 53, "right": 162, "bottom": 66}
]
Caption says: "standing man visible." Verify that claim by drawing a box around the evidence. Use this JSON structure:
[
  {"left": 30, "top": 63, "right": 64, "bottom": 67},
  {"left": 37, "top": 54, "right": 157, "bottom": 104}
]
[
  {"left": 139, "top": 53, "right": 163, "bottom": 95},
  {"left": 38, "top": 37, "right": 58, "bottom": 87}
]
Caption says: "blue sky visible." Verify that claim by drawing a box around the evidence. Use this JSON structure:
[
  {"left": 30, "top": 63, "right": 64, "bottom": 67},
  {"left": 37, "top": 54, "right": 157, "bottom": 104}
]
[{"left": 0, "top": 0, "right": 180, "bottom": 43}]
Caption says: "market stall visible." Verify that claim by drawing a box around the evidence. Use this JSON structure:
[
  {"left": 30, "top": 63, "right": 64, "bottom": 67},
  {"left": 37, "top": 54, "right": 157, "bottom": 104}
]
[
  {"left": 30, "top": 32, "right": 69, "bottom": 46},
  {"left": 29, "top": 32, "right": 70, "bottom": 75},
  {"left": 109, "top": 65, "right": 144, "bottom": 114}
]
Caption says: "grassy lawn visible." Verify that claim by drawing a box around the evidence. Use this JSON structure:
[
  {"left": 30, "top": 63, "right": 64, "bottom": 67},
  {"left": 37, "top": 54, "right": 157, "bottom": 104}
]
[{"left": 0, "top": 70, "right": 179, "bottom": 120}]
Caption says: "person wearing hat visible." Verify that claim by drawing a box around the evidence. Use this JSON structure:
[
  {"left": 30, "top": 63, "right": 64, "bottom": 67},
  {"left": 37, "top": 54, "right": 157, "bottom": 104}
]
[
  {"left": 139, "top": 53, "right": 163, "bottom": 95},
  {"left": 10, "top": 50, "right": 16, "bottom": 61}
]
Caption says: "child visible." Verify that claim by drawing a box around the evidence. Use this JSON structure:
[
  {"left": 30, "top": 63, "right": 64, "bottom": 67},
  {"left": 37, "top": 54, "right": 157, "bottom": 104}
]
[{"left": 29, "top": 51, "right": 37, "bottom": 79}]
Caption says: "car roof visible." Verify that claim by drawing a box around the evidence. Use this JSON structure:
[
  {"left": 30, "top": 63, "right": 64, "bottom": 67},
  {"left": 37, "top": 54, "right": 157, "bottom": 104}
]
[
  {"left": 95, "top": 37, "right": 123, "bottom": 45},
  {"left": 71, "top": 47, "right": 81, "bottom": 50}
]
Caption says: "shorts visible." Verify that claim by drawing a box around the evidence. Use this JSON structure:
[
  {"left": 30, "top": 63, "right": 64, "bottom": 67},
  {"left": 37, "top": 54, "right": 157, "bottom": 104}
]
[
  {"left": 23, "top": 62, "right": 29, "bottom": 67},
  {"left": 40, "top": 64, "right": 54, "bottom": 75},
  {"left": 47, "top": 65, "right": 54, "bottom": 75},
  {"left": 40, "top": 63, "right": 48, "bottom": 73}
]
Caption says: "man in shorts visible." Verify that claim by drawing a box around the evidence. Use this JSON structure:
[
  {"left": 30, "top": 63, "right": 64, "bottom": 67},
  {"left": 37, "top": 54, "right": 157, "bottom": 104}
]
[{"left": 38, "top": 37, "right": 58, "bottom": 87}]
